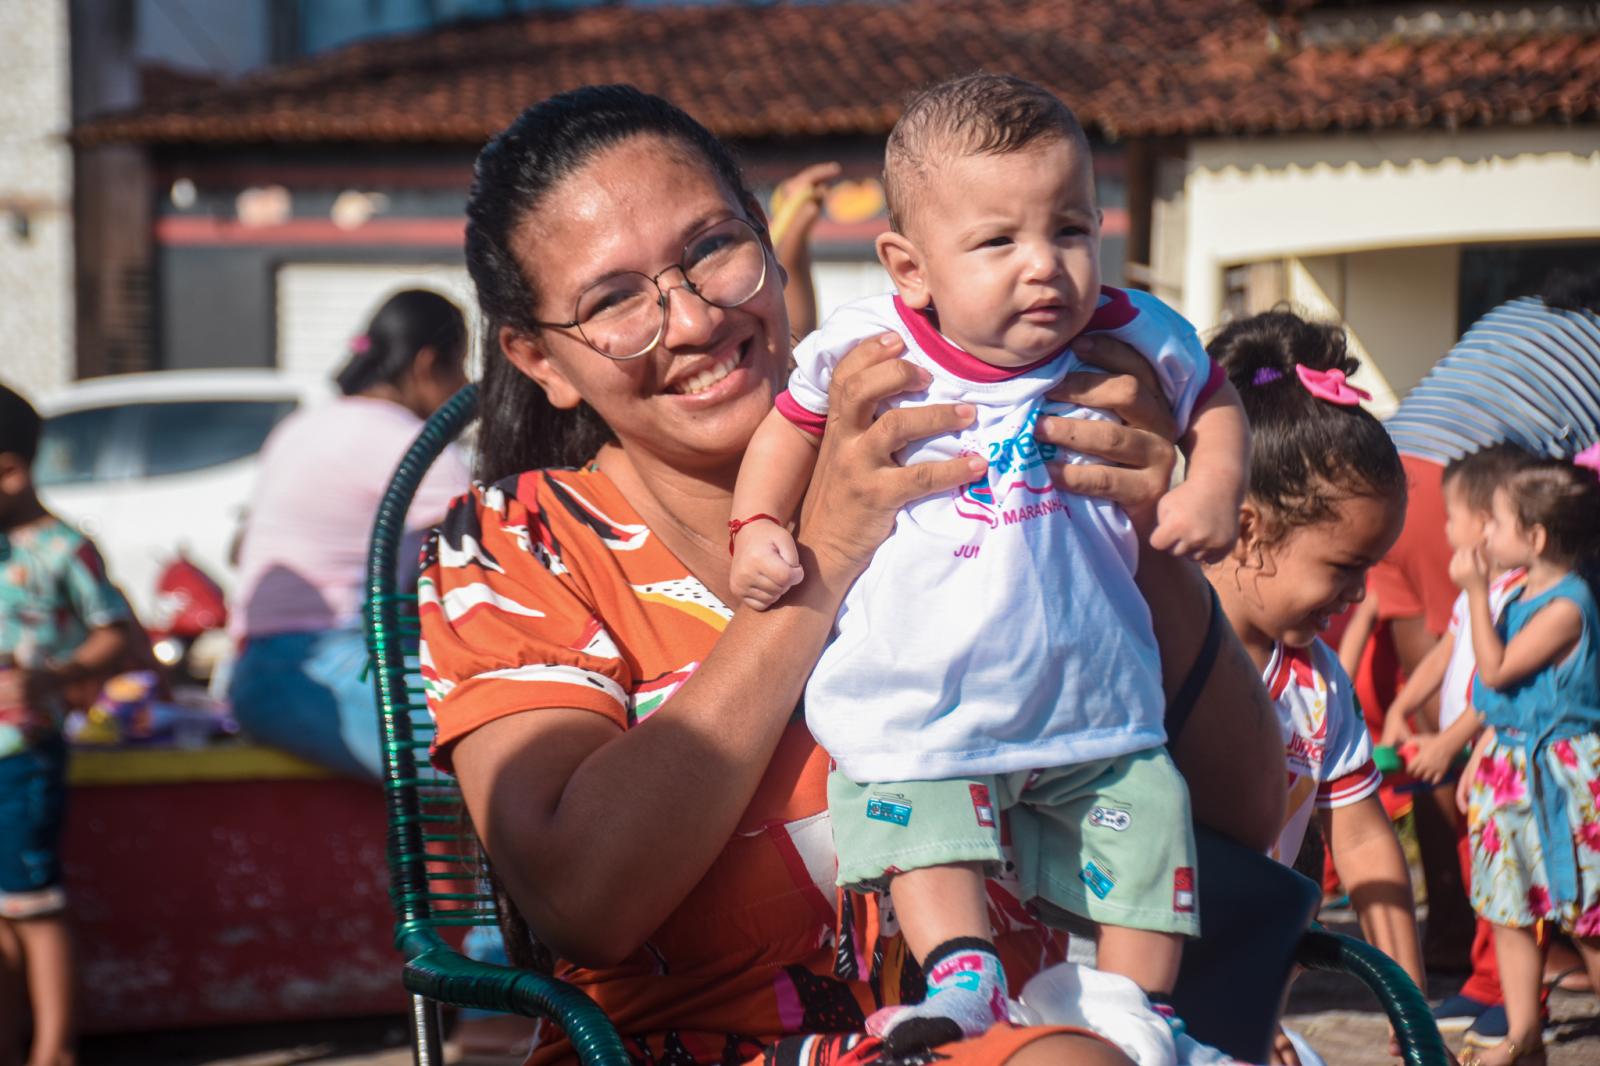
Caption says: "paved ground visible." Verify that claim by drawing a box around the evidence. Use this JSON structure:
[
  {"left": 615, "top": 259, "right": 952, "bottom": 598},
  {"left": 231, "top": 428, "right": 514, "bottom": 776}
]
[
  {"left": 76, "top": 915, "right": 1600, "bottom": 1065},
  {"left": 1282, "top": 912, "right": 1600, "bottom": 1066}
]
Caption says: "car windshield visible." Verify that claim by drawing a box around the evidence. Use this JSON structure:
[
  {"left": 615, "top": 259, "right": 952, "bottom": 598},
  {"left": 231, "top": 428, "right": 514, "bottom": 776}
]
[
  {"left": 134, "top": 400, "right": 296, "bottom": 477},
  {"left": 35, "top": 406, "right": 124, "bottom": 486},
  {"left": 37, "top": 399, "right": 297, "bottom": 485}
]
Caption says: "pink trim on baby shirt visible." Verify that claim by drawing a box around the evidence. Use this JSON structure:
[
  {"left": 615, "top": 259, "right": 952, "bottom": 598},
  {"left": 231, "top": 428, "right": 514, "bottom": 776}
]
[
  {"left": 775, "top": 389, "right": 827, "bottom": 437},
  {"left": 892, "top": 296, "right": 1062, "bottom": 383},
  {"left": 892, "top": 285, "right": 1140, "bottom": 384},
  {"left": 1082, "top": 286, "right": 1138, "bottom": 331},
  {"left": 1194, "top": 361, "right": 1228, "bottom": 410}
]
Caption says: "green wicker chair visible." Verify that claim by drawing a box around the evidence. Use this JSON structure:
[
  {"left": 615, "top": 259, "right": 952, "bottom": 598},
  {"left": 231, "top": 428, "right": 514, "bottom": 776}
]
[
  {"left": 365, "top": 383, "right": 1448, "bottom": 1066},
  {"left": 364, "top": 383, "right": 628, "bottom": 1066}
]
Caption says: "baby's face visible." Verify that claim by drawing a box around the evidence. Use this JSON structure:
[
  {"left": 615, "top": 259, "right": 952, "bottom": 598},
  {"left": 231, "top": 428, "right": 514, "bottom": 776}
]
[{"left": 902, "top": 137, "right": 1101, "bottom": 366}]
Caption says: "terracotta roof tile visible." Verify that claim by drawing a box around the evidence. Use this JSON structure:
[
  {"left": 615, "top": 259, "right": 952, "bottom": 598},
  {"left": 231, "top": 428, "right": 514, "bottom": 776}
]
[{"left": 73, "top": 0, "right": 1600, "bottom": 146}]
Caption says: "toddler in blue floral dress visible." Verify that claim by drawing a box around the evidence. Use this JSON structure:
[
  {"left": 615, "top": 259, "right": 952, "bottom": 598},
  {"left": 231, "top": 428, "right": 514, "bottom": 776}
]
[{"left": 1455, "top": 446, "right": 1600, "bottom": 1066}]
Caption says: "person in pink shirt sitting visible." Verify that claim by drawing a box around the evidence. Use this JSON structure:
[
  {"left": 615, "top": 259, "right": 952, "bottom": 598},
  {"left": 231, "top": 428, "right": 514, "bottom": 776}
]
[{"left": 228, "top": 289, "right": 470, "bottom": 779}]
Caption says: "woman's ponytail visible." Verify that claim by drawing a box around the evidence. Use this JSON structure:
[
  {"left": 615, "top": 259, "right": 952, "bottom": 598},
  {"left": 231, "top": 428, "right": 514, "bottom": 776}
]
[{"left": 333, "top": 289, "right": 466, "bottom": 397}]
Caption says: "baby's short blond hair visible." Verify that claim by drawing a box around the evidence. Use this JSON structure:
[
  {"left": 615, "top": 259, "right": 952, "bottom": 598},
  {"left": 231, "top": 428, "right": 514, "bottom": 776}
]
[{"left": 884, "top": 72, "right": 1090, "bottom": 234}]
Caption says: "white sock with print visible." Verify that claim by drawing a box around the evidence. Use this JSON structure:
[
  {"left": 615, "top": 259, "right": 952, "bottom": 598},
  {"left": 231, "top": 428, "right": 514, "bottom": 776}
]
[{"left": 867, "top": 937, "right": 1009, "bottom": 1052}]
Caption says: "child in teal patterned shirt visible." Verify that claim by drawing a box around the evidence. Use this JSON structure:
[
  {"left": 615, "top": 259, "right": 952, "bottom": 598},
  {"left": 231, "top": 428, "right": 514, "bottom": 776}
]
[{"left": 1, "top": 382, "right": 134, "bottom": 1066}]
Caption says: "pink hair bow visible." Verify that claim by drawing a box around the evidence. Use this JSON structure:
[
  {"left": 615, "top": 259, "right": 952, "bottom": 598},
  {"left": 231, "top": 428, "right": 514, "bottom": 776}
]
[
  {"left": 1296, "top": 364, "right": 1371, "bottom": 406},
  {"left": 1575, "top": 441, "right": 1600, "bottom": 479},
  {"left": 350, "top": 334, "right": 372, "bottom": 356}
]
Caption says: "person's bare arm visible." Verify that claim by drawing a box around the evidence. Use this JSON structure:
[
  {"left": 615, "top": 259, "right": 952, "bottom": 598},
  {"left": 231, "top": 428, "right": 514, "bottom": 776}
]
[
  {"left": 0, "top": 623, "right": 133, "bottom": 713},
  {"left": 1388, "top": 614, "right": 1439, "bottom": 678},
  {"left": 1150, "top": 381, "right": 1250, "bottom": 563},
  {"left": 451, "top": 334, "right": 984, "bottom": 966},
  {"left": 1142, "top": 549, "right": 1287, "bottom": 851},
  {"left": 1037, "top": 337, "right": 1286, "bottom": 852},
  {"left": 729, "top": 409, "right": 822, "bottom": 609},
  {"left": 1452, "top": 547, "right": 1581, "bottom": 689},
  {"left": 770, "top": 162, "right": 839, "bottom": 341},
  {"left": 1379, "top": 629, "right": 1452, "bottom": 746},
  {"left": 1322, "top": 797, "right": 1426, "bottom": 990},
  {"left": 1339, "top": 595, "right": 1380, "bottom": 680}
]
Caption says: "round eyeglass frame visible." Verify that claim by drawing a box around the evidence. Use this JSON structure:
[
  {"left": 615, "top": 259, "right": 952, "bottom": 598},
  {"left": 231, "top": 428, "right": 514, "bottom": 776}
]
[{"left": 528, "top": 216, "right": 771, "bottom": 361}]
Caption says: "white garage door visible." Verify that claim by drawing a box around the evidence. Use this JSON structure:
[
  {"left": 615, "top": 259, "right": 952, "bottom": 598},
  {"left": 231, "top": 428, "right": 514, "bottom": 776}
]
[{"left": 276, "top": 262, "right": 479, "bottom": 380}]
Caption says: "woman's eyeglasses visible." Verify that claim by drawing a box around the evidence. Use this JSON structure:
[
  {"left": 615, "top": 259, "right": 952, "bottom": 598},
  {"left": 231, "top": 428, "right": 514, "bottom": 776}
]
[{"left": 531, "top": 217, "right": 769, "bottom": 361}]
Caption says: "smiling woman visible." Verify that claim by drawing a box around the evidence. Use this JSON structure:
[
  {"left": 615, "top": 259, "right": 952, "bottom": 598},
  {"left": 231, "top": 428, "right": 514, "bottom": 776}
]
[{"left": 419, "top": 84, "right": 1287, "bottom": 1066}]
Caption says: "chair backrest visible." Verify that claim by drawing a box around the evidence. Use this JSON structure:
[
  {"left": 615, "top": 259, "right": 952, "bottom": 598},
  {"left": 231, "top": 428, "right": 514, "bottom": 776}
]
[{"left": 364, "top": 383, "right": 493, "bottom": 957}]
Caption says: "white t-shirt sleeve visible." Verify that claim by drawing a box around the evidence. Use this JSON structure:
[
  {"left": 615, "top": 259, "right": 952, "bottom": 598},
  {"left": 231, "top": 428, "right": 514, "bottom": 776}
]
[
  {"left": 776, "top": 298, "right": 899, "bottom": 434},
  {"left": 1311, "top": 643, "right": 1382, "bottom": 810},
  {"left": 1083, "top": 287, "right": 1218, "bottom": 431}
]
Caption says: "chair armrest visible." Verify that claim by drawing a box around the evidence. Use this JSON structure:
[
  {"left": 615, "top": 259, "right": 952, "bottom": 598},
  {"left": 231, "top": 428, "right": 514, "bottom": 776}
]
[
  {"left": 1295, "top": 924, "right": 1449, "bottom": 1066},
  {"left": 402, "top": 940, "right": 630, "bottom": 1066}
]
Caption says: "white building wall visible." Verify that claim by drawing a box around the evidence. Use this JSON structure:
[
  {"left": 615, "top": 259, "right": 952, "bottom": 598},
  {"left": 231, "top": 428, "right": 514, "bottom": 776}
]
[
  {"left": 1176, "top": 126, "right": 1600, "bottom": 334},
  {"left": 1285, "top": 246, "right": 1461, "bottom": 419},
  {"left": 1155, "top": 126, "right": 1600, "bottom": 414},
  {"left": 0, "top": 0, "right": 73, "bottom": 397}
]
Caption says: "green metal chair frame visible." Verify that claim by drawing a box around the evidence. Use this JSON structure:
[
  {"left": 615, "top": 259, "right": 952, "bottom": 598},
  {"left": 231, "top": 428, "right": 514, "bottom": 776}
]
[
  {"left": 365, "top": 383, "right": 1448, "bottom": 1066},
  {"left": 364, "top": 383, "right": 628, "bottom": 1066}
]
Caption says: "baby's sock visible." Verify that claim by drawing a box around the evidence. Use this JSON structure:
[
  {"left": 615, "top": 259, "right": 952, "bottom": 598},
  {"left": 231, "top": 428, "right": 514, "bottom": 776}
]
[{"left": 869, "top": 937, "right": 1009, "bottom": 1053}]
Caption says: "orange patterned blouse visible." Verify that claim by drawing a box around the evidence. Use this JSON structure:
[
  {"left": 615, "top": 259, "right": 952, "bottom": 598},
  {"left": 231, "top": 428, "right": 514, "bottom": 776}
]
[{"left": 420, "top": 468, "right": 1070, "bottom": 1065}]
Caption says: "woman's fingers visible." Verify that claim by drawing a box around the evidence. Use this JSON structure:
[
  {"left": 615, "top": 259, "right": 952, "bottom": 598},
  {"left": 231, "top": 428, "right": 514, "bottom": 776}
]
[
  {"left": 889, "top": 455, "right": 986, "bottom": 507},
  {"left": 1049, "top": 461, "right": 1166, "bottom": 513},
  {"left": 1050, "top": 336, "right": 1180, "bottom": 442},
  {"left": 828, "top": 333, "right": 927, "bottom": 434},
  {"left": 1074, "top": 334, "right": 1163, "bottom": 390},
  {"left": 872, "top": 401, "right": 976, "bottom": 456},
  {"left": 1035, "top": 413, "right": 1172, "bottom": 471}
]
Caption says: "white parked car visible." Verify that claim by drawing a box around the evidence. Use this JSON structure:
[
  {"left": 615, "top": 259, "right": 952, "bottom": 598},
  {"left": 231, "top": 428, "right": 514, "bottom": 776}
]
[{"left": 34, "top": 370, "right": 332, "bottom": 624}]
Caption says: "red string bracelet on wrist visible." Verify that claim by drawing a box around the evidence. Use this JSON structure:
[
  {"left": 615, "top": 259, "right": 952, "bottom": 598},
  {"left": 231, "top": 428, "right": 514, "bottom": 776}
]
[{"left": 728, "top": 514, "right": 782, "bottom": 556}]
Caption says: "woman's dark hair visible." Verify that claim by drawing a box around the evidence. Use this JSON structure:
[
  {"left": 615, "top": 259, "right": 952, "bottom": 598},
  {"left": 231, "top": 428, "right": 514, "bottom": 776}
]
[
  {"left": 333, "top": 289, "right": 466, "bottom": 397},
  {"left": 0, "top": 382, "right": 41, "bottom": 463},
  {"left": 1500, "top": 457, "right": 1600, "bottom": 569},
  {"left": 465, "top": 83, "right": 759, "bottom": 483},
  {"left": 1208, "top": 310, "right": 1406, "bottom": 539},
  {"left": 1442, "top": 442, "right": 1535, "bottom": 514}
]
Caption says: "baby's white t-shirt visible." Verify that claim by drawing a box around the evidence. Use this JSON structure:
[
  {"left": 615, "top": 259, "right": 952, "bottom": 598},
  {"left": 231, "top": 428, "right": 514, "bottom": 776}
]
[{"left": 777, "top": 287, "right": 1219, "bottom": 781}]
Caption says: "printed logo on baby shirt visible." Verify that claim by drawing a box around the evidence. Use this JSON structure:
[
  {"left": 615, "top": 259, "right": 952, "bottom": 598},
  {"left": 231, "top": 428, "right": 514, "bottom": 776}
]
[
  {"left": 970, "top": 783, "right": 996, "bottom": 828},
  {"left": 952, "top": 406, "right": 1062, "bottom": 534},
  {"left": 1173, "top": 867, "right": 1196, "bottom": 913},
  {"left": 1080, "top": 860, "right": 1117, "bottom": 899}
]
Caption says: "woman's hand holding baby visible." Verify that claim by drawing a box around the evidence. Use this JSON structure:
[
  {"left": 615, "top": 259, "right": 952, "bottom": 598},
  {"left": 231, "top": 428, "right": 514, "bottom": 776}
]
[
  {"left": 730, "top": 520, "right": 805, "bottom": 610},
  {"left": 1042, "top": 334, "right": 1250, "bottom": 562},
  {"left": 1038, "top": 336, "right": 1178, "bottom": 535}
]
